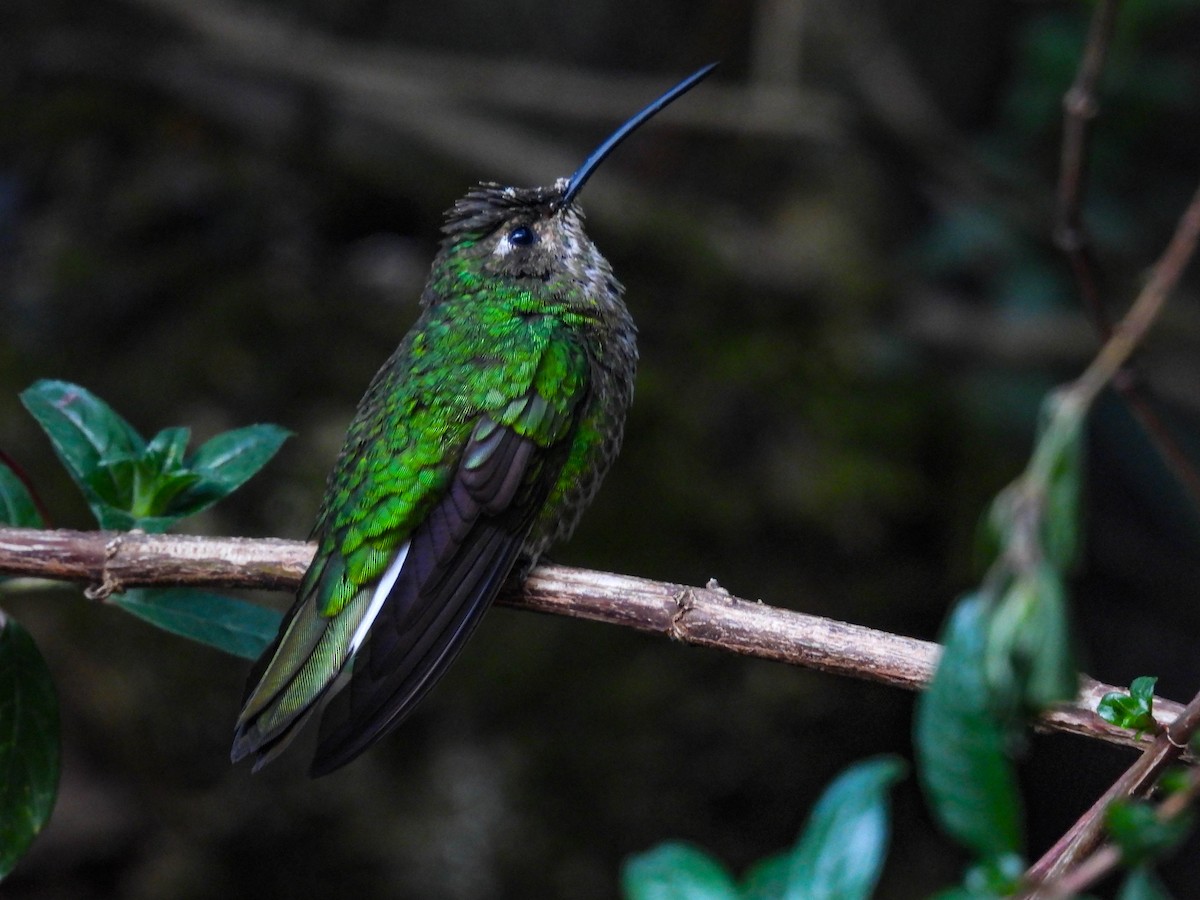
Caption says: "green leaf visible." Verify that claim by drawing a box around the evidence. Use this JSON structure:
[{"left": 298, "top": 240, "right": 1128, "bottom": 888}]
[
  {"left": 145, "top": 426, "right": 191, "bottom": 470},
  {"left": 1130, "top": 676, "right": 1158, "bottom": 708},
  {"left": 915, "top": 592, "right": 1024, "bottom": 861},
  {"left": 0, "top": 462, "right": 43, "bottom": 528},
  {"left": 985, "top": 565, "right": 1077, "bottom": 713},
  {"left": 976, "top": 483, "right": 1018, "bottom": 573},
  {"left": 1117, "top": 866, "right": 1174, "bottom": 900},
  {"left": 739, "top": 853, "right": 789, "bottom": 900},
  {"left": 621, "top": 842, "right": 739, "bottom": 900},
  {"left": 20, "top": 380, "right": 145, "bottom": 523},
  {"left": 168, "top": 425, "right": 290, "bottom": 517},
  {"left": 1098, "top": 676, "right": 1158, "bottom": 738},
  {"left": 130, "top": 427, "right": 202, "bottom": 526},
  {"left": 962, "top": 855, "right": 1024, "bottom": 897},
  {"left": 925, "top": 854, "right": 1024, "bottom": 898},
  {"left": 1030, "top": 390, "right": 1084, "bottom": 571},
  {"left": 141, "top": 470, "right": 204, "bottom": 520},
  {"left": 111, "top": 588, "right": 282, "bottom": 659},
  {"left": 1106, "top": 799, "right": 1191, "bottom": 866},
  {"left": 782, "top": 756, "right": 906, "bottom": 900},
  {"left": 1159, "top": 766, "right": 1189, "bottom": 797},
  {"left": 0, "top": 611, "right": 60, "bottom": 880}
]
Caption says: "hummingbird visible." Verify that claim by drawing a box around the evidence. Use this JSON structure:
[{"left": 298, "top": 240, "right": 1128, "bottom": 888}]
[{"left": 231, "top": 64, "right": 717, "bottom": 776}]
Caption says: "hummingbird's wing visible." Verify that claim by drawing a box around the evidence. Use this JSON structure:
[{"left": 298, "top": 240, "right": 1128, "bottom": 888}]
[
  {"left": 308, "top": 413, "right": 559, "bottom": 775},
  {"left": 232, "top": 327, "right": 590, "bottom": 774}
]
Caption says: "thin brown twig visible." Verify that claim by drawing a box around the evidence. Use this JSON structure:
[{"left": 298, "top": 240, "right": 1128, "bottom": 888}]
[
  {"left": 1054, "top": 0, "right": 1200, "bottom": 511},
  {"left": 1055, "top": 0, "right": 1119, "bottom": 334},
  {"left": 1070, "top": 182, "right": 1200, "bottom": 409},
  {"left": 0, "top": 525, "right": 1190, "bottom": 759},
  {"left": 1022, "top": 688, "right": 1200, "bottom": 897},
  {"left": 1040, "top": 763, "right": 1200, "bottom": 899}
]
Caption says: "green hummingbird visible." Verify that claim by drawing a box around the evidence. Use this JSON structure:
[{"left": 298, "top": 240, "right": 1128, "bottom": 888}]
[{"left": 232, "top": 64, "right": 716, "bottom": 776}]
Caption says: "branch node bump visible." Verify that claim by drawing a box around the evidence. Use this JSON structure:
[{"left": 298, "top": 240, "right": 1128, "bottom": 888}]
[
  {"left": 670, "top": 588, "right": 696, "bottom": 640},
  {"left": 84, "top": 534, "right": 127, "bottom": 600}
]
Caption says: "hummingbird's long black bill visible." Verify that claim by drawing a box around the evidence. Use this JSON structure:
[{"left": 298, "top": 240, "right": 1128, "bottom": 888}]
[{"left": 561, "top": 62, "right": 718, "bottom": 205}]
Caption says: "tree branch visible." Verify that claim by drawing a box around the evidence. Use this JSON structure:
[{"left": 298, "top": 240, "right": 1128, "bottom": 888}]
[{"left": 0, "top": 526, "right": 1184, "bottom": 759}]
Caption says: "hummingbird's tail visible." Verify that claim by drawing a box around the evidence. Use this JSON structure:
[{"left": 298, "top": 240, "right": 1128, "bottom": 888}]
[{"left": 233, "top": 413, "right": 563, "bottom": 776}]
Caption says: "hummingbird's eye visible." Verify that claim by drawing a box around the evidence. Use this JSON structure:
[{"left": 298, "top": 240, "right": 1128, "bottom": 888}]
[{"left": 507, "top": 226, "right": 536, "bottom": 247}]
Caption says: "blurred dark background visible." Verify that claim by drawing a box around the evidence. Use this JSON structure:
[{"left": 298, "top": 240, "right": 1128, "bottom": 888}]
[{"left": 2, "top": 0, "right": 1199, "bottom": 896}]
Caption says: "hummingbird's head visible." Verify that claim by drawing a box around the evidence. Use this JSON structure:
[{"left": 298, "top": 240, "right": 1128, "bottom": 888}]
[
  {"left": 436, "top": 180, "right": 615, "bottom": 309},
  {"left": 429, "top": 64, "right": 717, "bottom": 310}
]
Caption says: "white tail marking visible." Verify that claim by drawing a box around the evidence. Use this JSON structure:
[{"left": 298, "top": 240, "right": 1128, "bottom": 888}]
[{"left": 349, "top": 540, "right": 410, "bottom": 654}]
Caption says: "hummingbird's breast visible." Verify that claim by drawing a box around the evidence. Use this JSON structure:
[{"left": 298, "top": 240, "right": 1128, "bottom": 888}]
[{"left": 523, "top": 283, "right": 637, "bottom": 564}]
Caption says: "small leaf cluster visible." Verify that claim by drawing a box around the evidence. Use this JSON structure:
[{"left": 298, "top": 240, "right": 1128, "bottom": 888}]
[
  {"left": 621, "top": 757, "right": 905, "bottom": 900},
  {"left": 19, "top": 379, "right": 288, "bottom": 532},
  {"left": 1098, "top": 676, "right": 1160, "bottom": 739},
  {"left": 0, "top": 380, "right": 289, "bottom": 881}
]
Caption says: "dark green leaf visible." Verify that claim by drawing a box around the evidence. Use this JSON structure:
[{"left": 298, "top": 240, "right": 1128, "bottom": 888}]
[
  {"left": 739, "top": 853, "right": 789, "bottom": 900},
  {"left": 1117, "top": 866, "right": 1174, "bottom": 900},
  {"left": 0, "top": 462, "right": 43, "bottom": 528},
  {"left": 20, "top": 380, "right": 145, "bottom": 520},
  {"left": 138, "top": 471, "right": 203, "bottom": 528},
  {"left": 621, "top": 842, "right": 739, "bottom": 900},
  {"left": 782, "top": 756, "right": 906, "bottom": 900},
  {"left": 996, "top": 565, "right": 1076, "bottom": 711},
  {"left": 145, "top": 426, "right": 191, "bottom": 470},
  {"left": 170, "top": 425, "right": 290, "bottom": 516},
  {"left": 111, "top": 588, "right": 282, "bottom": 659},
  {"left": 976, "top": 484, "right": 1018, "bottom": 573},
  {"left": 979, "top": 573, "right": 1023, "bottom": 716},
  {"left": 926, "top": 855, "right": 1030, "bottom": 899},
  {"left": 1098, "top": 676, "right": 1158, "bottom": 738},
  {"left": 962, "top": 854, "right": 1024, "bottom": 896},
  {"left": 915, "top": 592, "right": 1024, "bottom": 860},
  {"left": 1107, "top": 800, "right": 1191, "bottom": 866},
  {"left": 1030, "top": 391, "right": 1084, "bottom": 571},
  {"left": 91, "top": 507, "right": 139, "bottom": 531},
  {"left": 1130, "top": 676, "right": 1157, "bottom": 707},
  {"left": 93, "top": 456, "right": 197, "bottom": 530},
  {"left": 0, "top": 611, "right": 60, "bottom": 880},
  {"left": 171, "top": 422, "right": 290, "bottom": 513},
  {"left": 1159, "top": 767, "right": 1189, "bottom": 796},
  {"left": 983, "top": 564, "right": 1076, "bottom": 715}
]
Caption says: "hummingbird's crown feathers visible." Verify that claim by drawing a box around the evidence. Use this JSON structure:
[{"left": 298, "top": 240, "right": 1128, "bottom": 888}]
[{"left": 442, "top": 182, "right": 565, "bottom": 237}]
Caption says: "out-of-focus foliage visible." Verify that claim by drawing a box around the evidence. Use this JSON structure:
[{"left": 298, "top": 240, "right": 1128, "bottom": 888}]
[
  {"left": 915, "top": 592, "right": 1024, "bottom": 867},
  {"left": 1107, "top": 799, "right": 1192, "bottom": 869},
  {"left": 1118, "top": 865, "right": 1175, "bottom": 900},
  {"left": 0, "top": 614, "right": 59, "bottom": 880},
  {"left": 622, "top": 757, "right": 904, "bottom": 900}
]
